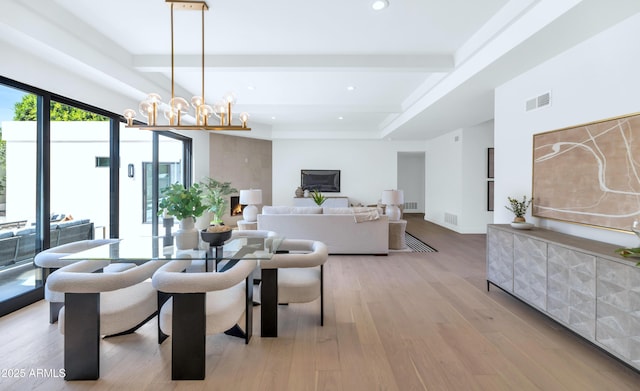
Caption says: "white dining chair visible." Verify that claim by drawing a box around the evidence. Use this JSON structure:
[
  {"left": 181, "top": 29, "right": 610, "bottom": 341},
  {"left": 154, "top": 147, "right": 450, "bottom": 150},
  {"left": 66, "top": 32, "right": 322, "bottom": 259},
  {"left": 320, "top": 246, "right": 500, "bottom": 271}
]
[
  {"left": 46, "top": 259, "right": 165, "bottom": 380},
  {"left": 33, "top": 238, "right": 123, "bottom": 323},
  {"left": 259, "top": 239, "right": 328, "bottom": 337},
  {"left": 152, "top": 258, "right": 257, "bottom": 380}
]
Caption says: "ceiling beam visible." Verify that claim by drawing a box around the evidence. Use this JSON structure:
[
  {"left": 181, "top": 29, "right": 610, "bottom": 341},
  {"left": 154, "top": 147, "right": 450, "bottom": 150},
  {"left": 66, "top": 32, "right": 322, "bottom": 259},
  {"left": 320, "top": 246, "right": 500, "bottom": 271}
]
[{"left": 133, "top": 54, "right": 454, "bottom": 72}]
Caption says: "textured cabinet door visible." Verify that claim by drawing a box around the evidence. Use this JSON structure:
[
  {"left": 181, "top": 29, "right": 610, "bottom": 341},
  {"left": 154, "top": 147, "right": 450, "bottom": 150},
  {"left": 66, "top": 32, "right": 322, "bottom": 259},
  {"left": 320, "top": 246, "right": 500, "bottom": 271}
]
[
  {"left": 596, "top": 257, "right": 640, "bottom": 365},
  {"left": 547, "top": 244, "right": 596, "bottom": 340},
  {"left": 513, "top": 235, "right": 547, "bottom": 310},
  {"left": 486, "top": 226, "right": 514, "bottom": 292}
]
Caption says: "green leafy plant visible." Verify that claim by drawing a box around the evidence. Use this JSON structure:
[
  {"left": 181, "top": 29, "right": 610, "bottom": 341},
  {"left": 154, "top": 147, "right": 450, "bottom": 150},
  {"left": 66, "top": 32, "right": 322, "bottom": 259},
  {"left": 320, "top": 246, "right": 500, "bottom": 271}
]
[
  {"left": 505, "top": 195, "right": 533, "bottom": 218},
  {"left": 157, "top": 182, "right": 207, "bottom": 221},
  {"left": 311, "top": 189, "right": 326, "bottom": 206},
  {"left": 614, "top": 247, "right": 640, "bottom": 266},
  {"left": 201, "top": 177, "right": 237, "bottom": 225}
]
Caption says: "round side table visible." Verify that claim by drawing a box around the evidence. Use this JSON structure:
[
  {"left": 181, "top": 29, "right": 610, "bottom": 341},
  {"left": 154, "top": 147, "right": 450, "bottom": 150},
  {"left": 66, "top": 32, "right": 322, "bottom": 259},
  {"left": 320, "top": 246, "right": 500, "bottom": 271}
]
[{"left": 388, "top": 219, "right": 407, "bottom": 250}]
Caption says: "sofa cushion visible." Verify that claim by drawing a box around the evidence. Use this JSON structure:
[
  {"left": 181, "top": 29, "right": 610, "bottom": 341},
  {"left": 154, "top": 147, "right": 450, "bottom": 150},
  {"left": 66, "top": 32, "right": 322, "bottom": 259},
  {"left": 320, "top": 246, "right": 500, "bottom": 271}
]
[
  {"left": 322, "top": 207, "right": 353, "bottom": 214},
  {"left": 323, "top": 207, "right": 382, "bottom": 215},
  {"left": 16, "top": 227, "right": 36, "bottom": 236},
  {"left": 262, "top": 206, "right": 323, "bottom": 215},
  {"left": 0, "top": 231, "right": 15, "bottom": 239}
]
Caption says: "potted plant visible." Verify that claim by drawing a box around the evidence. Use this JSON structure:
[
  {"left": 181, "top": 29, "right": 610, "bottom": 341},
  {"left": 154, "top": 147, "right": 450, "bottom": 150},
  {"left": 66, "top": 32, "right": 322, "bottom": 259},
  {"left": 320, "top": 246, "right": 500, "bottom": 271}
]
[
  {"left": 158, "top": 182, "right": 208, "bottom": 249},
  {"left": 311, "top": 189, "right": 326, "bottom": 206},
  {"left": 201, "top": 178, "right": 238, "bottom": 225},
  {"left": 505, "top": 195, "right": 533, "bottom": 223},
  {"left": 200, "top": 178, "right": 237, "bottom": 245}
]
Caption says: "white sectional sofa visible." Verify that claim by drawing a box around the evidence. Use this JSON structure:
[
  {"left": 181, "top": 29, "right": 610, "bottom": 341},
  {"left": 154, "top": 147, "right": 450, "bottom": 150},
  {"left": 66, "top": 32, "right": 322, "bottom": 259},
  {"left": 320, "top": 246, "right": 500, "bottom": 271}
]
[{"left": 257, "top": 206, "right": 389, "bottom": 255}]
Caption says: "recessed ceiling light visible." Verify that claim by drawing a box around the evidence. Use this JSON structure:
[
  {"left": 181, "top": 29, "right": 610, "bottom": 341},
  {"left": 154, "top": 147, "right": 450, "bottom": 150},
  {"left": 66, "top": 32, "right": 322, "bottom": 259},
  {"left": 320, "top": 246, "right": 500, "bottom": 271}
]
[
  {"left": 247, "top": 86, "right": 255, "bottom": 90},
  {"left": 338, "top": 116, "right": 344, "bottom": 120},
  {"left": 271, "top": 116, "right": 276, "bottom": 120},
  {"left": 371, "top": 0, "right": 389, "bottom": 11},
  {"left": 346, "top": 86, "right": 355, "bottom": 91}
]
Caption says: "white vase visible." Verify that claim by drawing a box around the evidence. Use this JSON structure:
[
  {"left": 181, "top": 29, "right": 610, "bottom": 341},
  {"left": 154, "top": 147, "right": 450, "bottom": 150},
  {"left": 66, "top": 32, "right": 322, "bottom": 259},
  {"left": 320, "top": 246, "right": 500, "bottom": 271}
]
[{"left": 175, "top": 216, "right": 199, "bottom": 250}]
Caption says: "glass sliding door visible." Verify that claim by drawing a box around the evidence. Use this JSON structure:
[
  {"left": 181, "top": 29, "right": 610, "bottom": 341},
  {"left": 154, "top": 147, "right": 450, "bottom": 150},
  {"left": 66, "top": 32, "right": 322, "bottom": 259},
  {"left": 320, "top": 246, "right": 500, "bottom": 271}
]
[
  {"left": 49, "top": 101, "right": 109, "bottom": 242},
  {"left": 142, "top": 161, "right": 181, "bottom": 223},
  {"left": 119, "top": 125, "right": 189, "bottom": 238},
  {"left": 0, "top": 87, "right": 40, "bottom": 305}
]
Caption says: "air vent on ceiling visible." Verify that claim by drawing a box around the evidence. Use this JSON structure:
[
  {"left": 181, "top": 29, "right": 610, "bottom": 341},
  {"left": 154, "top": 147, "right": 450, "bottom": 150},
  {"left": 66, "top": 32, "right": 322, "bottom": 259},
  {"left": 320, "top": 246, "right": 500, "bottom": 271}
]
[{"left": 525, "top": 91, "right": 551, "bottom": 112}]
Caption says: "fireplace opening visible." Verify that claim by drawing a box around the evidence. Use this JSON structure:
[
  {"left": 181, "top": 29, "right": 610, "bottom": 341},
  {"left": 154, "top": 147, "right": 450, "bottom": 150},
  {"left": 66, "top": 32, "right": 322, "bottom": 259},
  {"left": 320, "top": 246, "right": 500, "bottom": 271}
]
[{"left": 230, "top": 196, "right": 245, "bottom": 216}]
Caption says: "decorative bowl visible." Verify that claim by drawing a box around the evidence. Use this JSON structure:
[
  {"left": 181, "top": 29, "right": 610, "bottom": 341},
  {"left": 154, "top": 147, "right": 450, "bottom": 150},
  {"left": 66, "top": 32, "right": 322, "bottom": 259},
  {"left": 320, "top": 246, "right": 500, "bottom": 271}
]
[
  {"left": 510, "top": 222, "right": 534, "bottom": 230},
  {"left": 200, "top": 228, "right": 232, "bottom": 246}
]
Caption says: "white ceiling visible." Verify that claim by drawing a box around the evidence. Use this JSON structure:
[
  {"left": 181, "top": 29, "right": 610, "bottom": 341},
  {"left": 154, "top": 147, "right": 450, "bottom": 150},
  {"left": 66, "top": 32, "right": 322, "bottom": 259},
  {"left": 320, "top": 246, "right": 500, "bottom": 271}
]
[{"left": 2, "top": 0, "right": 640, "bottom": 140}]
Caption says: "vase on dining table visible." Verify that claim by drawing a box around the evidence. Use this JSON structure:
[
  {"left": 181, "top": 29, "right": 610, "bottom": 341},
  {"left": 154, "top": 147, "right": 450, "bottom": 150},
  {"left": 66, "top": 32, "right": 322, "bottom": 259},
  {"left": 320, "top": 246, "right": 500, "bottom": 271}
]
[{"left": 175, "top": 216, "right": 199, "bottom": 250}]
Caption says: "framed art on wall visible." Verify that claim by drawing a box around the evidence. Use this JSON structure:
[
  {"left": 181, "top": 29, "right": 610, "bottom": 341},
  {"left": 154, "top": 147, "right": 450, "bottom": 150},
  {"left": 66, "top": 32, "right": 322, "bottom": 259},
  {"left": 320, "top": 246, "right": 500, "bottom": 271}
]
[
  {"left": 488, "top": 181, "right": 494, "bottom": 211},
  {"left": 487, "top": 148, "right": 494, "bottom": 179},
  {"left": 532, "top": 112, "right": 640, "bottom": 231}
]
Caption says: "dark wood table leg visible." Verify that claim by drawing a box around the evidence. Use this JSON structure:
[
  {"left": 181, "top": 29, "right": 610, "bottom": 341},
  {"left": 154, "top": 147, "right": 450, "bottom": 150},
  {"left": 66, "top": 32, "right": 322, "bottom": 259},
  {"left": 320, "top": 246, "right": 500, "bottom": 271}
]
[
  {"left": 64, "top": 292, "right": 100, "bottom": 380},
  {"left": 245, "top": 274, "right": 253, "bottom": 343},
  {"left": 157, "top": 291, "right": 171, "bottom": 344},
  {"left": 261, "top": 268, "right": 278, "bottom": 337},
  {"left": 171, "top": 293, "right": 206, "bottom": 380}
]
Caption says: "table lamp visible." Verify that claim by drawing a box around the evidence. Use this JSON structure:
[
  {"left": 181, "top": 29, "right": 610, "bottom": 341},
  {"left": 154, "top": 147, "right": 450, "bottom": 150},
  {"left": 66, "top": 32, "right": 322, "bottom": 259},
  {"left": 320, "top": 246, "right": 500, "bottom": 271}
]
[
  {"left": 381, "top": 189, "right": 404, "bottom": 221},
  {"left": 239, "top": 189, "right": 262, "bottom": 222}
]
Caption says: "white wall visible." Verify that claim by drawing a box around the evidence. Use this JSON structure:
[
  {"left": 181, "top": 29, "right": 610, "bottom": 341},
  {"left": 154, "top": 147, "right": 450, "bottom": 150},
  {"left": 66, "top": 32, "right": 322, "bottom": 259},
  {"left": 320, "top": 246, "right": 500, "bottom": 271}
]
[
  {"left": 271, "top": 139, "right": 426, "bottom": 207},
  {"left": 462, "top": 121, "right": 495, "bottom": 232},
  {"left": 426, "top": 129, "right": 462, "bottom": 230},
  {"left": 495, "top": 12, "right": 640, "bottom": 248},
  {"left": 425, "top": 120, "right": 494, "bottom": 233}
]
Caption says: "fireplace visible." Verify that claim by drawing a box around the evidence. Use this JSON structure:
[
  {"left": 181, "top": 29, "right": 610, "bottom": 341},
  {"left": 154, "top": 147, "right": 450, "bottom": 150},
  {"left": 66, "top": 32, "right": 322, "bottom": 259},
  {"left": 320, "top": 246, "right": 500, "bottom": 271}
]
[{"left": 230, "top": 196, "right": 245, "bottom": 216}]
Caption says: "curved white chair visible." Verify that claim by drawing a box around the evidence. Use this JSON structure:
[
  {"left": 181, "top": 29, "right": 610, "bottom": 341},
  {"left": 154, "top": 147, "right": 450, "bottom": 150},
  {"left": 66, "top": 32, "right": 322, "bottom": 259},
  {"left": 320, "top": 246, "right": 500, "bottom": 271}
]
[
  {"left": 259, "top": 239, "right": 328, "bottom": 337},
  {"left": 152, "top": 258, "right": 257, "bottom": 380},
  {"left": 230, "top": 229, "right": 277, "bottom": 280},
  {"left": 34, "top": 238, "right": 122, "bottom": 323},
  {"left": 46, "top": 259, "right": 166, "bottom": 380}
]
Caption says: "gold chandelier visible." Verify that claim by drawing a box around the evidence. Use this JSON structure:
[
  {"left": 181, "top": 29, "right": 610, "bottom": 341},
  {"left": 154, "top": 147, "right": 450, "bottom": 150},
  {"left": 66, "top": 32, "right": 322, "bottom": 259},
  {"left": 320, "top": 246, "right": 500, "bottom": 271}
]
[{"left": 123, "top": 0, "right": 250, "bottom": 131}]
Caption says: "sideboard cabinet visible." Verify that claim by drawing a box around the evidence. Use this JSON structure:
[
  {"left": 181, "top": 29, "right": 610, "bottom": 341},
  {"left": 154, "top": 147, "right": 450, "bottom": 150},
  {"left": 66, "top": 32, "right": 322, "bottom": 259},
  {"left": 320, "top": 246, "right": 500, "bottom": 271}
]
[{"left": 486, "top": 224, "right": 640, "bottom": 370}]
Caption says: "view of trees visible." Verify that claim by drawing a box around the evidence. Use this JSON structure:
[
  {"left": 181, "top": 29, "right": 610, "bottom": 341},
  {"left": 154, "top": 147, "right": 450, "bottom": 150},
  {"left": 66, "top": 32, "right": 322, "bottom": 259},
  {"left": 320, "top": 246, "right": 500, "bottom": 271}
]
[
  {"left": 0, "top": 94, "right": 107, "bottom": 212},
  {"left": 12, "top": 94, "right": 108, "bottom": 121}
]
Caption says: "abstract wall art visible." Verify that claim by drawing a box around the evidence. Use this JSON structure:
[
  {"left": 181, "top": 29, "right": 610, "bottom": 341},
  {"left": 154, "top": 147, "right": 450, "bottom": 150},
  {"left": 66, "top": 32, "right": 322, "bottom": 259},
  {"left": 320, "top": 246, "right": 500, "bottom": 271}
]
[{"left": 532, "top": 112, "right": 640, "bottom": 231}]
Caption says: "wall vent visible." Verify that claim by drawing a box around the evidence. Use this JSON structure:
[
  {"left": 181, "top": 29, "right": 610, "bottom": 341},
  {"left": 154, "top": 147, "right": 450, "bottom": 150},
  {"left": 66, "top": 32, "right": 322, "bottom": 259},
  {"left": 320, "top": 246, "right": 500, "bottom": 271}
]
[
  {"left": 444, "top": 212, "right": 458, "bottom": 226},
  {"left": 404, "top": 201, "right": 418, "bottom": 210},
  {"left": 526, "top": 91, "right": 551, "bottom": 112}
]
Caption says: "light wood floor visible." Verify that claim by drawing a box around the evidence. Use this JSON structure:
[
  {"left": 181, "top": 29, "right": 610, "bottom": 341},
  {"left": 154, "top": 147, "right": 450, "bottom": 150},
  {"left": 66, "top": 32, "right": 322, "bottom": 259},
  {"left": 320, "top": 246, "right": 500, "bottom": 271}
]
[{"left": 1, "top": 214, "right": 639, "bottom": 390}]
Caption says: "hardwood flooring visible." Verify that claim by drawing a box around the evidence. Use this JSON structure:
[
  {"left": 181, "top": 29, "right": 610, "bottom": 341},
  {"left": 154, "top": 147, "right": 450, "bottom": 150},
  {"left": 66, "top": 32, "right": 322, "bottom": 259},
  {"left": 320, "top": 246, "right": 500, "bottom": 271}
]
[{"left": 0, "top": 214, "right": 639, "bottom": 390}]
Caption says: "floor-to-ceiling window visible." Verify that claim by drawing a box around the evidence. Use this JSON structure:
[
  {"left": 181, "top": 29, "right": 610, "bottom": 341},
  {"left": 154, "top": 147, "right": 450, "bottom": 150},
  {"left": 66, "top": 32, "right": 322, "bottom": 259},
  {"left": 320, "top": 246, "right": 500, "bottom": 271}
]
[
  {"left": 0, "top": 76, "right": 194, "bottom": 317},
  {"left": 0, "top": 86, "right": 39, "bottom": 308},
  {"left": 49, "top": 100, "right": 110, "bottom": 239}
]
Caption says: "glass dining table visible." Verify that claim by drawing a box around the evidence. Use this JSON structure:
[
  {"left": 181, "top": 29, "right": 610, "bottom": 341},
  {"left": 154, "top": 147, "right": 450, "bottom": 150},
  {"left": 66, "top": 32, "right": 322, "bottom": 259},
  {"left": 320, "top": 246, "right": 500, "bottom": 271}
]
[
  {"left": 58, "top": 235, "right": 283, "bottom": 380},
  {"left": 63, "top": 235, "right": 283, "bottom": 271}
]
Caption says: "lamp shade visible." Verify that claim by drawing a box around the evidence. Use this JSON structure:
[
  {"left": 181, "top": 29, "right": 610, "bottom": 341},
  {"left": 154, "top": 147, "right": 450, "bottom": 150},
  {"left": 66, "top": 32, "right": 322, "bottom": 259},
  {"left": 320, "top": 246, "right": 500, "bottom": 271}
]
[
  {"left": 381, "top": 189, "right": 404, "bottom": 205},
  {"left": 239, "top": 189, "right": 262, "bottom": 205}
]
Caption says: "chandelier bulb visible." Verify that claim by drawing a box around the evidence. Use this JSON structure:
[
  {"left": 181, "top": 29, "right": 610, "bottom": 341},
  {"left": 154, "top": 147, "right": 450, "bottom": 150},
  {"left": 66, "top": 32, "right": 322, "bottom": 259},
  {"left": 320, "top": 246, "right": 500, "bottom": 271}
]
[
  {"left": 164, "top": 107, "right": 177, "bottom": 126},
  {"left": 123, "top": 109, "right": 136, "bottom": 126},
  {"left": 146, "top": 93, "right": 162, "bottom": 104},
  {"left": 201, "top": 104, "right": 213, "bottom": 126},
  {"left": 222, "top": 92, "right": 237, "bottom": 105},
  {"left": 170, "top": 97, "right": 189, "bottom": 112},
  {"left": 191, "top": 96, "right": 204, "bottom": 109},
  {"left": 239, "top": 112, "right": 249, "bottom": 128}
]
